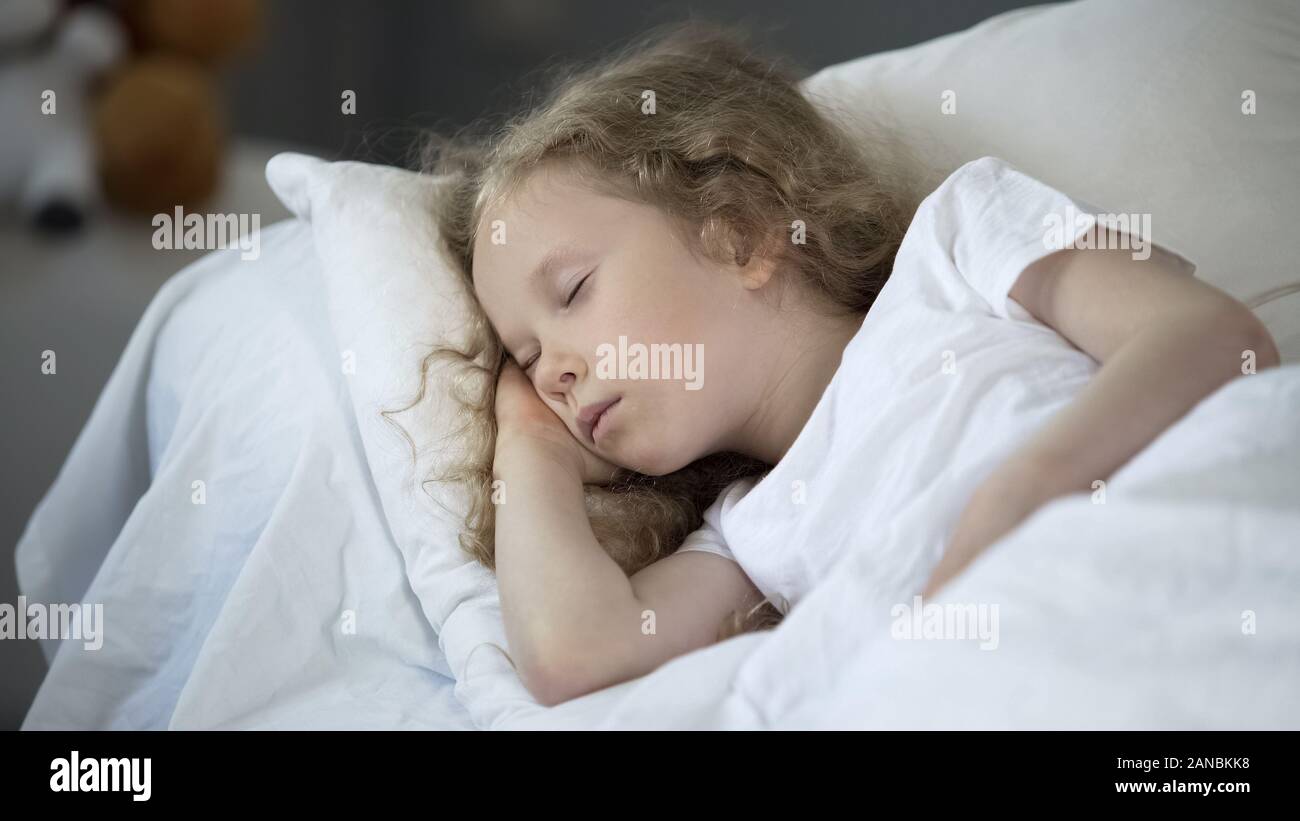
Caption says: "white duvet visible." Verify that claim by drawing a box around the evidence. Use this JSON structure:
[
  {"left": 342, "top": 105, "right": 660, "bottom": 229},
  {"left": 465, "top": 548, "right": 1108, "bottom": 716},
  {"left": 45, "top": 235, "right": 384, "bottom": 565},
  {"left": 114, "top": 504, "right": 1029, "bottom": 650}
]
[
  {"left": 16, "top": 216, "right": 1300, "bottom": 730},
  {"left": 17, "top": 220, "right": 474, "bottom": 730}
]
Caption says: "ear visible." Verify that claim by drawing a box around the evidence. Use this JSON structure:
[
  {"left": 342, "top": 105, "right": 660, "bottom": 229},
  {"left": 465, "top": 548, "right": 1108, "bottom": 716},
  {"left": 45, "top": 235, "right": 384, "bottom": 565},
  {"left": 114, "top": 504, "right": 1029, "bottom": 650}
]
[
  {"left": 735, "top": 226, "right": 781, "bottom": 290},
  {"left": 739, "top": 254, "right": 778, "bottom": 290}
]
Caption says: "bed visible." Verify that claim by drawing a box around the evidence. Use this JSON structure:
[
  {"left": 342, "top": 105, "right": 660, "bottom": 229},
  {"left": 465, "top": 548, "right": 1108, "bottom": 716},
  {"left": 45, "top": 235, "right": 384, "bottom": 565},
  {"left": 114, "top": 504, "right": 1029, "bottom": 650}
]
[{"left": 16, "top": 0, "right": 1300, "bottom": 730}]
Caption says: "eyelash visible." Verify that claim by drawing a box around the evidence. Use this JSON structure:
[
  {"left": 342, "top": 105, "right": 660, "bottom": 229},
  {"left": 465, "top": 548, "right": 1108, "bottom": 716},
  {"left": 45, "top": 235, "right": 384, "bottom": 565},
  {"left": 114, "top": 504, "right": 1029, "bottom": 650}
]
[
  {"left": 564, "top": 271, "right": 591, "bottom": 307},
  {"left": 521, "top": 271, "right": 591, "bottom": 372}
]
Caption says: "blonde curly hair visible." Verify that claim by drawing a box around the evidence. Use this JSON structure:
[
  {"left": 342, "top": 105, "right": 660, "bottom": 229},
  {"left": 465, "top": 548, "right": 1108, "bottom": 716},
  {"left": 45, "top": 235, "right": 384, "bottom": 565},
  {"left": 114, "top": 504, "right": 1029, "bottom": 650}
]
[{"left": 389, "top": 20, "right": 922, "bottom": 641}]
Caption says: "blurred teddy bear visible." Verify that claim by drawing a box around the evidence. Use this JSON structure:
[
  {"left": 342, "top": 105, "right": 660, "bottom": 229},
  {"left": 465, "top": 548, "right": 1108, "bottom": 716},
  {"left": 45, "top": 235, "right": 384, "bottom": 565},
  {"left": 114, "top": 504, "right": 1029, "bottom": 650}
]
[
  {"left": 0, "top": 0, "right": 260, "bottom": 234},
  {"left": 0, "top": 0, "right": 126, "bottom": 233},
  {"left": 97, "top": 0, "right": 261, "bottom": 214}
]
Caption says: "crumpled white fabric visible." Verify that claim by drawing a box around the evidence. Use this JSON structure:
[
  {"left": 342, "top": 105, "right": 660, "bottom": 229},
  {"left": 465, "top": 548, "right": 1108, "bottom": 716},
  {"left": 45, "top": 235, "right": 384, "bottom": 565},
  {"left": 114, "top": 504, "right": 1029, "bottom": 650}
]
[{"left": 17, "top": 219, "right": 474, "bottom": 729}]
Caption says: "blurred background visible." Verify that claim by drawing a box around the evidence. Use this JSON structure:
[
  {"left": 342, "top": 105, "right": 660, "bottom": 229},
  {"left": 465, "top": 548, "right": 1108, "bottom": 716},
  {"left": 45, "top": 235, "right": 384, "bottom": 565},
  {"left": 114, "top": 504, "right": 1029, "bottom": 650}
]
[{"left": 1, "top": 0, "right": 1042, "bottom": 729}]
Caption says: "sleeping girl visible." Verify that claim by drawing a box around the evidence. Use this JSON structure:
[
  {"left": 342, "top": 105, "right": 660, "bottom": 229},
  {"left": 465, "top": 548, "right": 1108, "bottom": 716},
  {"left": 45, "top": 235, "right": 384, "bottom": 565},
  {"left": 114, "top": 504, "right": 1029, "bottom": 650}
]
[{"left": 405, "top": 22, "right": 1280, "bottom": 707}]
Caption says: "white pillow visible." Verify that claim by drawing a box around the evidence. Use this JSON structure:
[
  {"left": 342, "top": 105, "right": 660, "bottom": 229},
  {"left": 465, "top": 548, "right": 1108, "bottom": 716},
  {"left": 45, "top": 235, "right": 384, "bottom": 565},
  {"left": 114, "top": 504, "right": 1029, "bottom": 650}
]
[
  {"left": 265, "top": 153, "right": 537, "bottom": 727},
  {"left": 800, "top": 0, "right": 1300, "bottom": 361}
]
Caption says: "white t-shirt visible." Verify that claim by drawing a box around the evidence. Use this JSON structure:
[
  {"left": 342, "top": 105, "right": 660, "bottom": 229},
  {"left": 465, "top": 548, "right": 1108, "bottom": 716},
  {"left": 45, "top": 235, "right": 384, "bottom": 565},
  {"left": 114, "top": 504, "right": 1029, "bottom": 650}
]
[{"left": 676, "top": 156, "right": 1197, "bottom": 614}]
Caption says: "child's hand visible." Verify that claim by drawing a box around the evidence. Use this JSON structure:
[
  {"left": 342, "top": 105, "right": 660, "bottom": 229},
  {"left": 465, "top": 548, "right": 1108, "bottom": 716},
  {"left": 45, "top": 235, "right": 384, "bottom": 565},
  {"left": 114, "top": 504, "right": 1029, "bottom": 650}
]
[
  {"left": 920, "top": 453, "right": 1074, "bottom": 598},
  {"left": 493, "top": 358, "right": 621, "bottom": 486}
]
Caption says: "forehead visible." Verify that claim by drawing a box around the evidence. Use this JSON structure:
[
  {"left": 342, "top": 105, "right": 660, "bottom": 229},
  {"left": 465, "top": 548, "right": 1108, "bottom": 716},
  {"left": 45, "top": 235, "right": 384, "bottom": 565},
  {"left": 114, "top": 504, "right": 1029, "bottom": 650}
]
[
  {"left": 472, "top": 162, "right": 653, "bottom": 310},
  {"left": 469, "top": 166, "right": 613, "bottom": 345},
  {"left": 473, "top": 166, "right": 596, "bottom": 282}
]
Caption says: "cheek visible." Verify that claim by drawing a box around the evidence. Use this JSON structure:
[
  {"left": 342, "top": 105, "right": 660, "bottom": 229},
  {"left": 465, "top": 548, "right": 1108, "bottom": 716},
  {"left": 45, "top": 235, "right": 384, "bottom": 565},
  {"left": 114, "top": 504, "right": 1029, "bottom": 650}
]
[
  {"left": 612, "top": 254, "right": 705, "bottom": 323},
  {"left": 641, "top": 391, "right": 719, "bottom": 474},
  {"left": 607, "top": 285, "right": 707, "bottom": 348},
  {"left": 598, "top": 305, "right": 722, "bottom": 400}
]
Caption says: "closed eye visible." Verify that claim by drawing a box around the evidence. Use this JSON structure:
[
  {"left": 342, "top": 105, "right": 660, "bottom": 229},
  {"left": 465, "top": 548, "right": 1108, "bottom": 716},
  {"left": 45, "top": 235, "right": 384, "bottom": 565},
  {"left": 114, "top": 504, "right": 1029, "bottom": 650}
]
[
  {"left": 565, "top": 271, "right": 592, "bottom": 308},
  {"left": 522, "top": 269, "right": 594, "bottom": 373}
]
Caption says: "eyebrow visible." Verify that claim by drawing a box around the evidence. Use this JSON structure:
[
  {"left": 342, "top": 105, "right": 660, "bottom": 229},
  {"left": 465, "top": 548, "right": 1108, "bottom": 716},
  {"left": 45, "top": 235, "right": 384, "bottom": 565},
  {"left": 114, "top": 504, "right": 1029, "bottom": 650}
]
[{"left": 528, "top": 243, "right": 590, "bottom": 287}]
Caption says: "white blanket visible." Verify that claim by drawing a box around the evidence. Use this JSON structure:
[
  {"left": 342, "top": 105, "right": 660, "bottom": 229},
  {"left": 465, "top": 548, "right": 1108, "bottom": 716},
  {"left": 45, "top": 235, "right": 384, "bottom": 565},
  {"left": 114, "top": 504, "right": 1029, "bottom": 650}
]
[
  {"left": 17, "top": 220, "right": 474, "bottom": 730},
  {"left": 17, "top": 217, "right": 1300, "bottom": 730}
]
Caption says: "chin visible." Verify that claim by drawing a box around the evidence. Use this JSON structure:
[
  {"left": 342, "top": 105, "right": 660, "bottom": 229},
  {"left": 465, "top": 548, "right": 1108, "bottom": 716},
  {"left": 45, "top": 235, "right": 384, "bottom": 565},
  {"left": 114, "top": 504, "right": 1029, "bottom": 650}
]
[
  {"left": 605, "top": 409, "right": 705, "bottom": 477},
  {"left": 617, "top": 444, "right": 696, "bottom": 478}
]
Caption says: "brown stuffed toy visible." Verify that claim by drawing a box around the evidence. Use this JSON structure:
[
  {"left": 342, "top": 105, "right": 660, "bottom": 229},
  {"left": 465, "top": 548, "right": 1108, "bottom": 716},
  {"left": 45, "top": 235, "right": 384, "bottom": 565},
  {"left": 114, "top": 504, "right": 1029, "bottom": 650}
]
[{"left": 94, "top": 0, "right": 260, "bottom": 214}]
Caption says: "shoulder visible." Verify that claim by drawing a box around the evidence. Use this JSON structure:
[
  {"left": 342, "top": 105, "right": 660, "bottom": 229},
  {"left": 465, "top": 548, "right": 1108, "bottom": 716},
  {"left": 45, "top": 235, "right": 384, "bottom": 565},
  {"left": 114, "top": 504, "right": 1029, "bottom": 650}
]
[
  {"left": 901, "top": 156, "right": 1019, "bottom": 249},
  {"left": 945, "top": 155, "right": 1014, "bottom": 184},
  {"left": 923, "top": 156, "right": 1021, "bottom": 212},
  {"left": 902, "top": 155, "right": 1093, "bottom": 319}
]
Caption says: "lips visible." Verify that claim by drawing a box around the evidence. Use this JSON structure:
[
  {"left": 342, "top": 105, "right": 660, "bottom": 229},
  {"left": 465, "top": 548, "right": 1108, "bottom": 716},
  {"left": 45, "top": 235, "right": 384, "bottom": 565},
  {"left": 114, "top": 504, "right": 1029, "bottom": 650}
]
[{"left": 577, "top": 397, "right": 620, "bottom": 445}]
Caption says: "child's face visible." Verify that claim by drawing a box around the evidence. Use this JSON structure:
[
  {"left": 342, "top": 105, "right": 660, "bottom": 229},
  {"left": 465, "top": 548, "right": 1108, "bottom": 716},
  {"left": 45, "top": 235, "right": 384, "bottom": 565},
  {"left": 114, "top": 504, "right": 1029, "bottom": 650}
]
[{"left": 471, "top": 162, "right": 776, "bottom": 476}]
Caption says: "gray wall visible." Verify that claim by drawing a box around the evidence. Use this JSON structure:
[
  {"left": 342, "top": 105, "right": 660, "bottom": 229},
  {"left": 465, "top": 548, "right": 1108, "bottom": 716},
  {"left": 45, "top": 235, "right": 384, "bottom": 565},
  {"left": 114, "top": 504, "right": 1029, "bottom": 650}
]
[
  {"left": 1, "top": 0, "right": 1046, "bottom": 729},
  {"left": 220, "top": 0, "right": 1045, "bottom": 162}
]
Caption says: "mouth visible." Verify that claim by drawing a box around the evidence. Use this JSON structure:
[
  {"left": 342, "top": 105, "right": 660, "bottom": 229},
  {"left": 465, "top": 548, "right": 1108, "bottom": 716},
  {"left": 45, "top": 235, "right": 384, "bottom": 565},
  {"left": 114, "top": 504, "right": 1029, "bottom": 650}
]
[{"left": 578, "top": 397, "right": 621, "bottom": 445}]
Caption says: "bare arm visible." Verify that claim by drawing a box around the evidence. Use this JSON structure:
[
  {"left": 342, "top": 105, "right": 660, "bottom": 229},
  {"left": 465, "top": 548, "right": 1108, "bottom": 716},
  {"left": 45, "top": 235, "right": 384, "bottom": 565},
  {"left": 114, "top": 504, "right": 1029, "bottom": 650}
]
[
  {"left": 494, "top": 443, "right": 763, "bottom": 706},
  {"left": 922, "top": 235, "right": 1280, "bottom": 596}
]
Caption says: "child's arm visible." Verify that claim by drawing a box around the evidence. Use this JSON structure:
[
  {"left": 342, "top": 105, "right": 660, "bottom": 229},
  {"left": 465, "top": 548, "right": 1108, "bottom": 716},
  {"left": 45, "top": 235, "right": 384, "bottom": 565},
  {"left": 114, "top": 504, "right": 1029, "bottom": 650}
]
[
  {"left": 494, "top": 443, "right": 764, "bottom": 707},
  {"left": 922, "top": 238, "right": 1281, "bottom": 597}
]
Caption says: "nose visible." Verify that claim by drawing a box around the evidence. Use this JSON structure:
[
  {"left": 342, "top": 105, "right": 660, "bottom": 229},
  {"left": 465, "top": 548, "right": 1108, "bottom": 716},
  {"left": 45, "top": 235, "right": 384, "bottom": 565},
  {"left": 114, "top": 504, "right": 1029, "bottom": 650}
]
[{"left": 534, "top": 349, "right": 583, "bottom": 406}]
